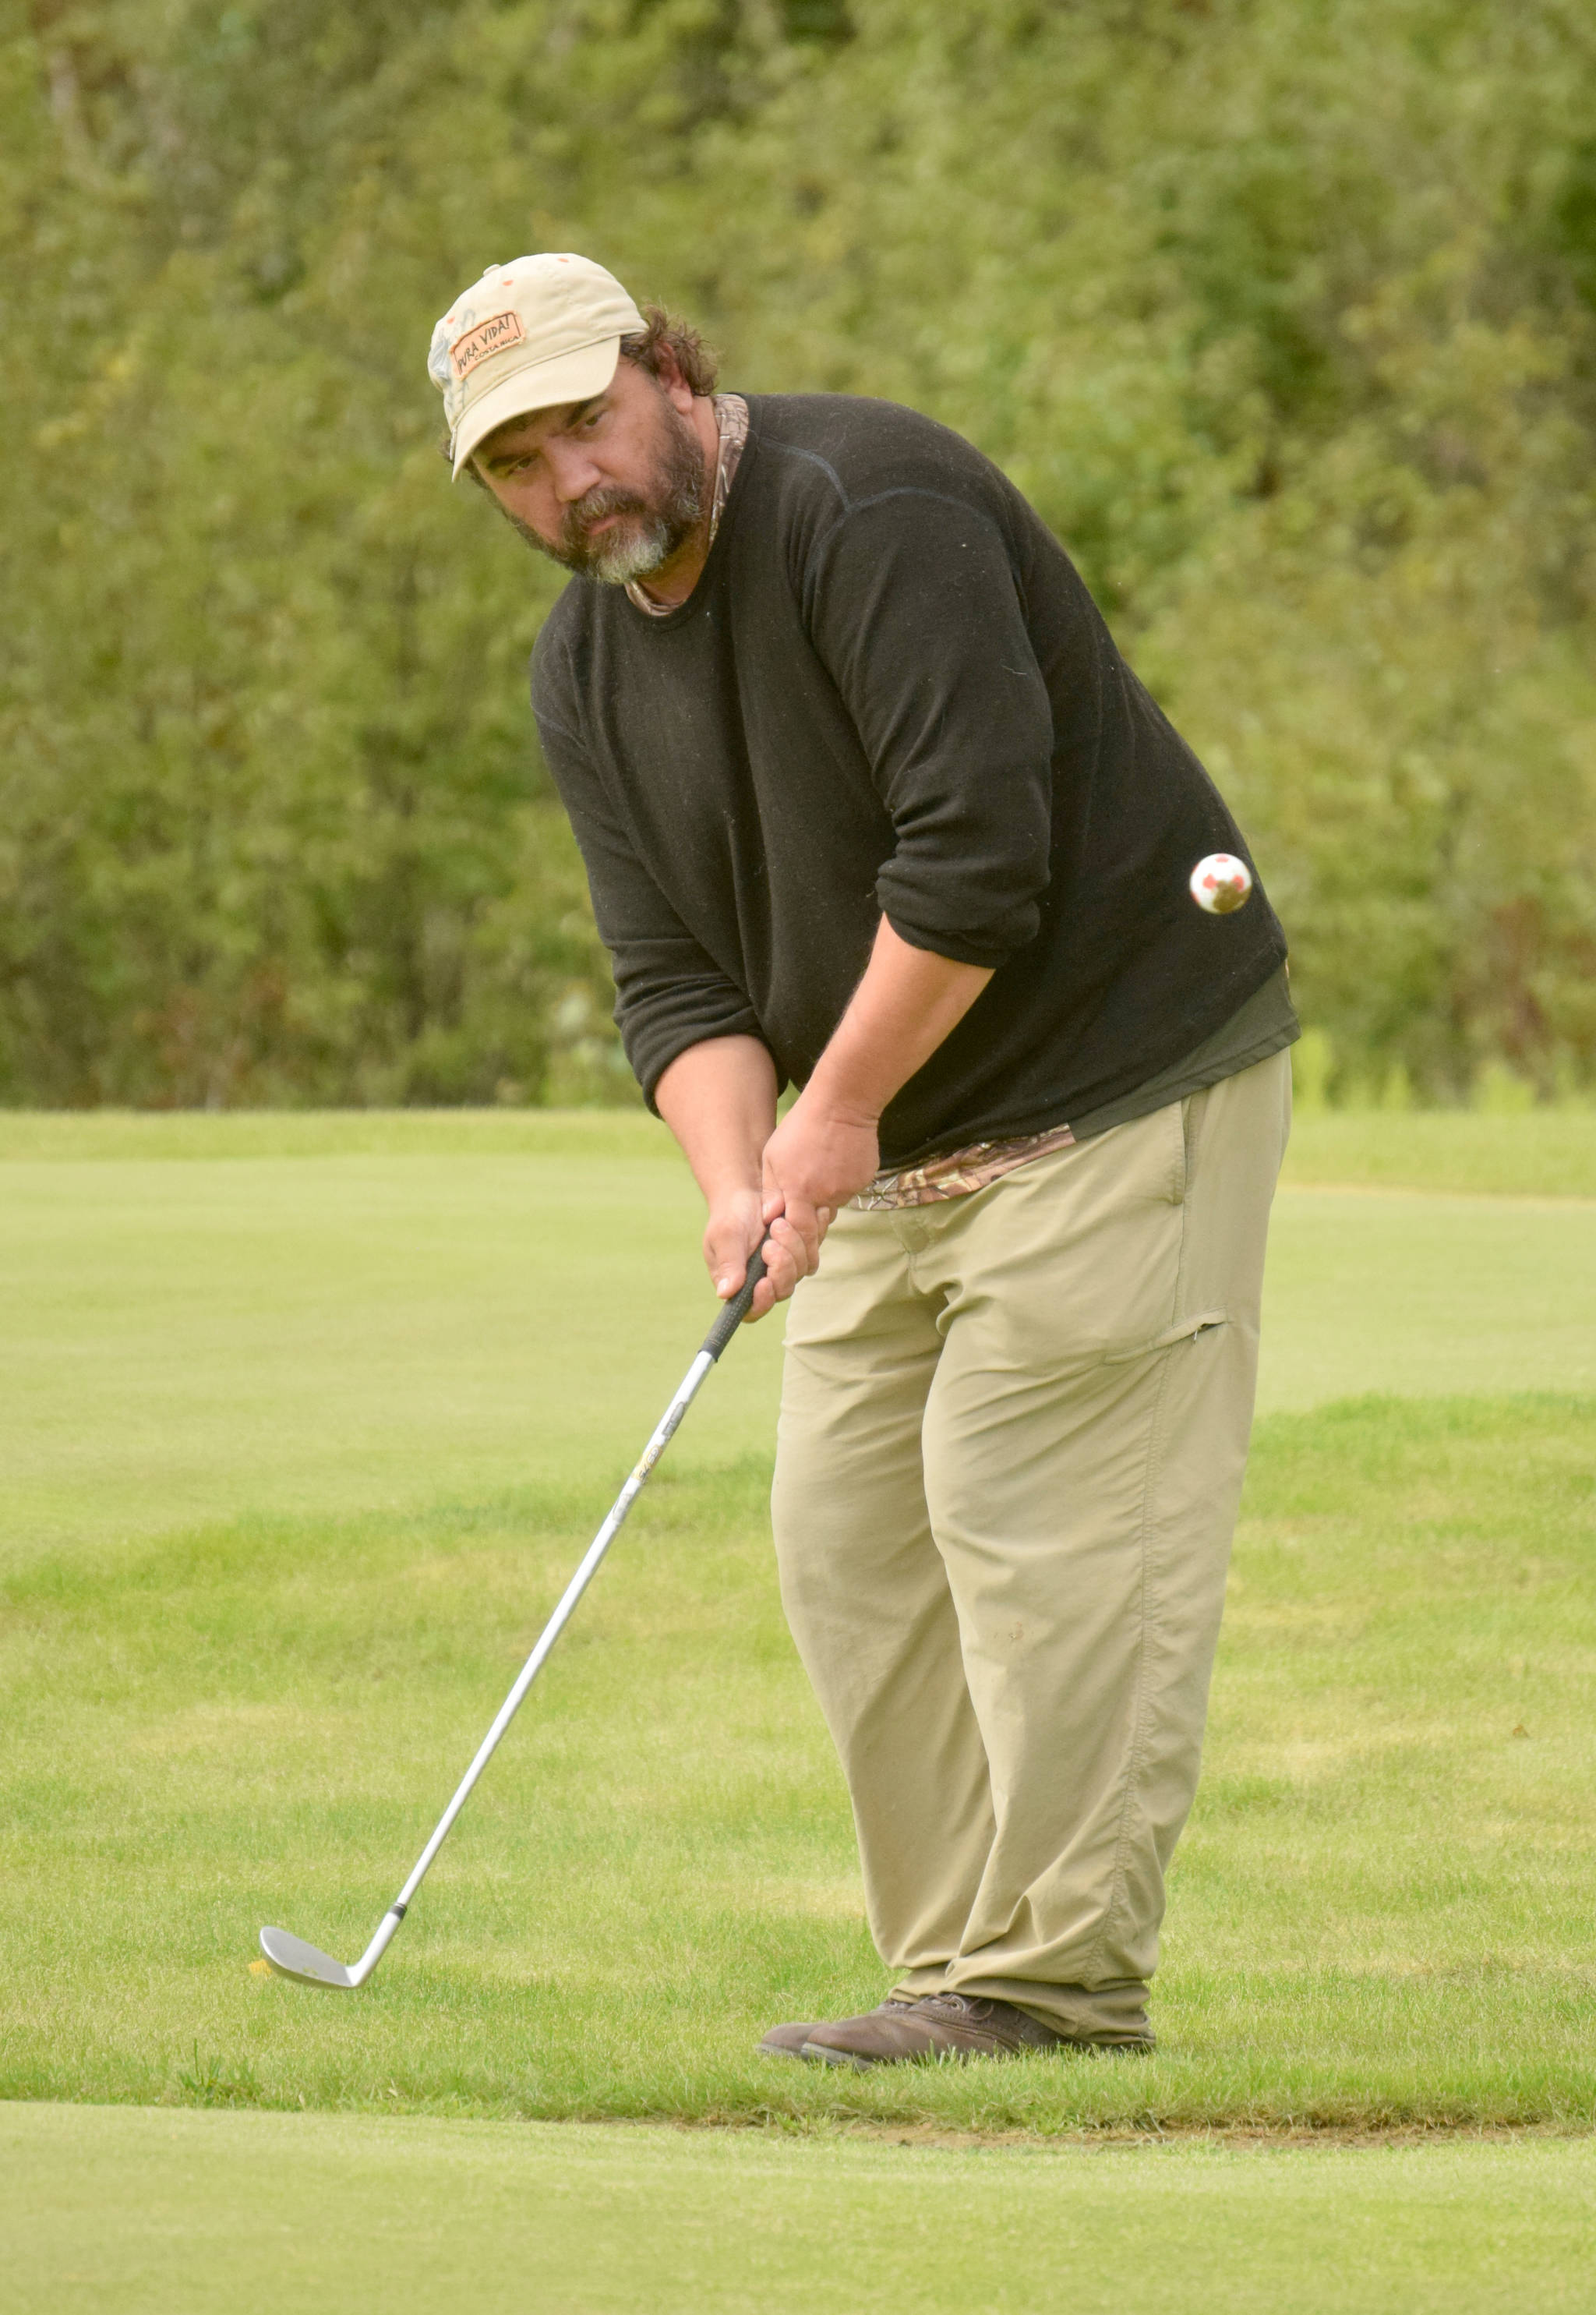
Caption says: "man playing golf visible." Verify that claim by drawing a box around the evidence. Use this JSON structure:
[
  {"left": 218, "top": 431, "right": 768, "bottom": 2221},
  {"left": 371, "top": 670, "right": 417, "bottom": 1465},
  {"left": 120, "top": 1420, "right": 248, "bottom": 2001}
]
[{"left": 430, "top": 253, "right": 1296, "bottom": 2064}]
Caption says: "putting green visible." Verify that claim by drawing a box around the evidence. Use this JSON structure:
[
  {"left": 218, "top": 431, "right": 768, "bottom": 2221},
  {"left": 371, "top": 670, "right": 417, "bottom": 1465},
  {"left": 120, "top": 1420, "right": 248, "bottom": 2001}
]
[
  {"left": 5, "top": 2105, "right": 1594, "bottom": 2315},
  {"left": 3, "top": 1115, "right": 1593, "bottom": 1565}
]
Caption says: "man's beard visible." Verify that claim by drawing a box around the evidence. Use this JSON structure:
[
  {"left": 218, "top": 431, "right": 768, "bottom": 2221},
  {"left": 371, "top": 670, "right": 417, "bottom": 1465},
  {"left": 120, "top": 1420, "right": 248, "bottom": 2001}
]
[{"left": 501, "top": 393, "right": 708, "bottom": 585}]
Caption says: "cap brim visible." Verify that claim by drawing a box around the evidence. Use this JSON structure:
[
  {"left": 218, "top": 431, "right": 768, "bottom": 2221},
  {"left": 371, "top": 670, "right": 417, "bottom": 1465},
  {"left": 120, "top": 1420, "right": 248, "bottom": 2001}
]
[{"left": 450, "top": 337, "right": 623, "bottom": 478}]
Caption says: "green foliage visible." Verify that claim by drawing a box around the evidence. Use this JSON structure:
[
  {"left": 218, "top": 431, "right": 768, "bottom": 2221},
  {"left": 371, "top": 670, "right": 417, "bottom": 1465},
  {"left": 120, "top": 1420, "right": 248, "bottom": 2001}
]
[{"left": 4, "top": 0, "right": 1595, "bottom": 1102}]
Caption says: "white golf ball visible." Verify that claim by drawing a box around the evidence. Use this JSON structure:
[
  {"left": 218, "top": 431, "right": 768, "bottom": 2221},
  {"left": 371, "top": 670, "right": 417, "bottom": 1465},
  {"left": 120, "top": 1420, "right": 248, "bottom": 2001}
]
[{"left": 1188, "top": 853, "right": 1253, "bottom": 914}]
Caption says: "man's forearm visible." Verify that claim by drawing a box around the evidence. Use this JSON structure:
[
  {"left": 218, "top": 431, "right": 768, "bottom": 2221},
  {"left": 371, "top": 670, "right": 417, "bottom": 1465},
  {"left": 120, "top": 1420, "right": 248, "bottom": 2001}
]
[
  {"left": 653, "top": 925, "right": 994, "bottom": 1319},
  {"left": 804, "top": 917, "right": 994, "bottom": 1127},
  {"left": 759, "top": 919, "right": 993, "bottom": 1238},
  {"left": 654, "top": 1034, "right": 776, "bottom": 1207},
  {"left": 654, "top": 1034, "right": 802, "bottom": 1317}
]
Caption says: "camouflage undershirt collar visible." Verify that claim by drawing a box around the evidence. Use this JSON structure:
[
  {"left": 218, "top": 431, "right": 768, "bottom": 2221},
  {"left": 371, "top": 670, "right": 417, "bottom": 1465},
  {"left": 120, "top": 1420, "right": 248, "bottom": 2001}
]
[{"left": 626, "top": 394, "right": 748, "bottom": 617}]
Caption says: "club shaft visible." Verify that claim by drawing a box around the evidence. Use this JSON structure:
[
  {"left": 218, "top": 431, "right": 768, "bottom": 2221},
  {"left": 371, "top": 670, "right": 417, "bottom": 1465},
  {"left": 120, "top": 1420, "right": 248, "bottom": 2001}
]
[
  {"left": 389, "top": 1345, "right": 719, "bottom": 1915},
  {"left": 267, "top": 1247, "right": 768, "bottom": 1987}
]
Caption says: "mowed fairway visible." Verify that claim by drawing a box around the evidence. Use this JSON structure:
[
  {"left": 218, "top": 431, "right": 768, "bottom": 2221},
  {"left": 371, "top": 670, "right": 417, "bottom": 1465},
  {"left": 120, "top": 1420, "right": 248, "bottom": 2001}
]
[{"left": 2, "top": 1108, "right": 1594, "bottom": 2309}]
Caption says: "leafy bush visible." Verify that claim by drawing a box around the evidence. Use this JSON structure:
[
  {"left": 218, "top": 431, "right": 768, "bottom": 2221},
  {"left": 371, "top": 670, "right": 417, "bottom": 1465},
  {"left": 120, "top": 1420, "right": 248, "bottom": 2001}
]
[{"left": 4, "top": 0, "right": 1593, "bottom": 1104}]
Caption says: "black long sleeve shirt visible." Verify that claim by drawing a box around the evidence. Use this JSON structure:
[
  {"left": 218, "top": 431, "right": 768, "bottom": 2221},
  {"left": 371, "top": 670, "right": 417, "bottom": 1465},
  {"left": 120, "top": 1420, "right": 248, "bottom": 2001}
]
[{"left": 531, "top": 393, "right": 1287, "bottom": 1168}]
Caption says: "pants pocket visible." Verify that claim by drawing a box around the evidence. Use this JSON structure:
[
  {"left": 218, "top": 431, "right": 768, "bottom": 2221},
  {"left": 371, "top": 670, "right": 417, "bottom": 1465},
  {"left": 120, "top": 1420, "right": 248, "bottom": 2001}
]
[{"left": 1100, "top": 1308, "right": 1228, "bottom": 1365}]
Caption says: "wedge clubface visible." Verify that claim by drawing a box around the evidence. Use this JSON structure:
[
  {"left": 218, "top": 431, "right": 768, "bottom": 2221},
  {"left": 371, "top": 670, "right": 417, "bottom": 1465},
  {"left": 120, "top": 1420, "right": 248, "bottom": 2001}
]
[{"left": 260, "top": 1246, "right": 768, "bottom": 1991}]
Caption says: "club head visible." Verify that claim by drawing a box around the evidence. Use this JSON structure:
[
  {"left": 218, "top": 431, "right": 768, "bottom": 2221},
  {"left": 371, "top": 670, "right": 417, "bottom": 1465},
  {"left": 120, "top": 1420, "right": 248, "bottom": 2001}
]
[{"left": 259, "top": 1925, "right": 358, "bottom": 1989}]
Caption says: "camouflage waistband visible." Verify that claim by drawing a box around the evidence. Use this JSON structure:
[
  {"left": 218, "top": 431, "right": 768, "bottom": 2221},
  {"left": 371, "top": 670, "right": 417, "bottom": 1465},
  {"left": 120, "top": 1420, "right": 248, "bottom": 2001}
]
[{"left": 850, "top": 1122, "right": 1076, "bottom": 1211}]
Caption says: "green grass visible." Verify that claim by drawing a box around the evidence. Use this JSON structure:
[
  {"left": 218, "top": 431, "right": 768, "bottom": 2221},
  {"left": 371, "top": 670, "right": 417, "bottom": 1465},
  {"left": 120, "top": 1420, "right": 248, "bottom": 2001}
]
[
  {"left": 3, "top": 1126, "right": 1592, "bottom": 1565},
  {"left": 6, "top": 2105, "right": 1594, "bottom": 2315},
  {"left": 1284, "top": 1111, "right": 1596, "bottom": 1200},
  {"left": 0, "top": 1147, "right": 786, "bottom": 1565},
  {"left": 2, "top": 1394, "right": 1591, "bottom": 2133},
  {"left": 0, "top": 1105, "right": 671, "bottom": 1162},
  {"left": 2, "top": 1103, "right": 1591, "bottom": 1199},
  {"left": 0, "top": 1097, "right": 1582, "bottom": 1194},
  {"left": 1261, "top": 1191, "right": 1596, "bottom": 1405},
  {"left": 6, "top": 1112, "right": 1594, "bottom": 2308}
]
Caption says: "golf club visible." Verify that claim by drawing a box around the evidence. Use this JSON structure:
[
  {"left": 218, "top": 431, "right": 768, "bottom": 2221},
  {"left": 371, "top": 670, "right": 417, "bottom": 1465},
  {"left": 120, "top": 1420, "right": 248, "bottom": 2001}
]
[{"left": 260, "top": 1244, "right": 770, "bottom": 1990}]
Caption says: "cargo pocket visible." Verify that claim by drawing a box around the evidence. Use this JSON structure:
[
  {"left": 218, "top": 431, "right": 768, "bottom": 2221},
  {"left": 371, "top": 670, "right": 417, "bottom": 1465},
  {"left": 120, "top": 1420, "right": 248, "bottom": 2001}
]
[{"left": 1101, "top": 1308, "right": 1228, "bottom": 1365}]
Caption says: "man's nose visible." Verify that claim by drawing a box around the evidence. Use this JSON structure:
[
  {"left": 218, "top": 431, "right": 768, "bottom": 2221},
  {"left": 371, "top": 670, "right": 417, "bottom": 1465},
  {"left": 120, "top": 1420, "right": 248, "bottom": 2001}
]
[{"left": 545, "top": 440, "right": 602, "bottom": 504}]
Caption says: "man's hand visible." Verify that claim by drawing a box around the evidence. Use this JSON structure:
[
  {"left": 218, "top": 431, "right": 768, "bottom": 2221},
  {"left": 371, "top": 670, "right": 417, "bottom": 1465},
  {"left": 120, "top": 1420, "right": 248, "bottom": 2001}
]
[
  {"left": 757, "top": 920, "right": 990, "bottom": 1269},
  {"left": 759, "top": 1091, "right": 877, "bottom": 1273},
  {"left": 655, "top": 1034, "right": 822, "bottom": 1324},
  {"left": 701, "top": 1184, "right": 816, "bottom": 1324},
  {"left": 655, "top": 924, "right": 991, "bottom": 1328}
]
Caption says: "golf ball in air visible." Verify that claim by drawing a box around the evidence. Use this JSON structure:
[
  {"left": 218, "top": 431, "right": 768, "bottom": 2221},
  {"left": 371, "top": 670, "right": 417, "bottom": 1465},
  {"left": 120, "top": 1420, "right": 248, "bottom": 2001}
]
[{"left": 1189, "top": 853, "right": 1253, "bottom": 914}]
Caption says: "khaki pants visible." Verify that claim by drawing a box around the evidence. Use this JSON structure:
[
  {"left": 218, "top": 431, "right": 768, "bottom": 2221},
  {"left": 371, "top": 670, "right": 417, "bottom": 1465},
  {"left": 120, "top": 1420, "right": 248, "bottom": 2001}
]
[{"left": 770, "top": 1050, "right": 1291, "bottom": 2045}]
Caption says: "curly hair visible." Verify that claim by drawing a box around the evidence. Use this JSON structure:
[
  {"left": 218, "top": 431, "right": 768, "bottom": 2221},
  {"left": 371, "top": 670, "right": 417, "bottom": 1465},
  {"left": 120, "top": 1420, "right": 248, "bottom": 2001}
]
[{"left": 618, "top": 304, "right": 720, "bottom": 397}]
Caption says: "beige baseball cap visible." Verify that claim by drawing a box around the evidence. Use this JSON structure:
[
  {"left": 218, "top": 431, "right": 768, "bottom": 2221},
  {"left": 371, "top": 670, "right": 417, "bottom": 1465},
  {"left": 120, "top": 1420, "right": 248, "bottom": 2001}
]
[{"left": 427, "top": 253, "right": 646, "bottom": 478}]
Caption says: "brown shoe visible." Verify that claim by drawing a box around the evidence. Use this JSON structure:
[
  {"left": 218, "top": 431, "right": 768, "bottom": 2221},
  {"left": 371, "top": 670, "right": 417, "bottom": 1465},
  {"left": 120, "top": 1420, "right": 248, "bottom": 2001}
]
[
  {"left": 757, "top": 1999, "right": 919, "bottom": 2062},
  {"left": 757, "top": 2019, "right": 823, "bottom": 2059},
  {"left": 802, "top": 1993, "right": 1136, "bottom": 2068}
]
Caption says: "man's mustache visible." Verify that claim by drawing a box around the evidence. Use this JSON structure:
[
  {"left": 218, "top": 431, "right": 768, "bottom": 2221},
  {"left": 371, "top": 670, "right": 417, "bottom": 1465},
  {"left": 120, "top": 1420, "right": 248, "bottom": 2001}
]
[{"left": 562, "top": 486, "right": 653, "bottom": 551}]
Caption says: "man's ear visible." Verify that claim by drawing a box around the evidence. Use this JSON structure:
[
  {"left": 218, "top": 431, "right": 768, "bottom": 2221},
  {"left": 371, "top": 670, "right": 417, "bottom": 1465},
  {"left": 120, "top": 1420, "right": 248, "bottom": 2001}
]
[{"left": 646, "top": 344, "right": 696, "bottom": 412}]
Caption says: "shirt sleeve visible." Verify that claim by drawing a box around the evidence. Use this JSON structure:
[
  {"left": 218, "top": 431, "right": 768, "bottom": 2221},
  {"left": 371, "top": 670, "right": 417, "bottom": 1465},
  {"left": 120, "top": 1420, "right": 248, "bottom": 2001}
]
[
  {"left": 533, "top": 706, "right": 768, "bottom": 1109},
  {"left": 803, "top": 488, "right": 1057, "bottom": 967}
]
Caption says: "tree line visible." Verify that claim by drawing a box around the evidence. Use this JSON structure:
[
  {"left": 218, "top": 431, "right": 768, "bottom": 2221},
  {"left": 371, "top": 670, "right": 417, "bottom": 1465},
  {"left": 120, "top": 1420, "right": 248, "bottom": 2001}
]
[{"left": 4, "top": 0, "right": 1594, "bottom": 1107}]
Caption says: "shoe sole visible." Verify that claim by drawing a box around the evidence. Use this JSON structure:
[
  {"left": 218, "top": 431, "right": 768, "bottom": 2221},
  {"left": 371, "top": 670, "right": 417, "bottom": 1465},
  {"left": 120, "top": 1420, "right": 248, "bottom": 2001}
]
[
  {"left": 800, "top": 2041, "right": 881, "bottom": 2069},
  {"left": 800, "top": 2040, "right": 967, "bottom": 2068},
  {"left": 800, "top": 2038, "right": 1151, "bottom": 2066},
  {"left": 757, "top": 2029, "right": 827, "bottom": 2062}
]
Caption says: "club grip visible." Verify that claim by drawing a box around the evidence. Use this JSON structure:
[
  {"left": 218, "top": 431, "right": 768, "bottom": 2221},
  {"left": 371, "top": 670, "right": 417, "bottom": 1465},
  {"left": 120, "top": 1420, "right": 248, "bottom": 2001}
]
[{"left": 700, "top": 1245, "right": 768, "bottom": 1362}]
